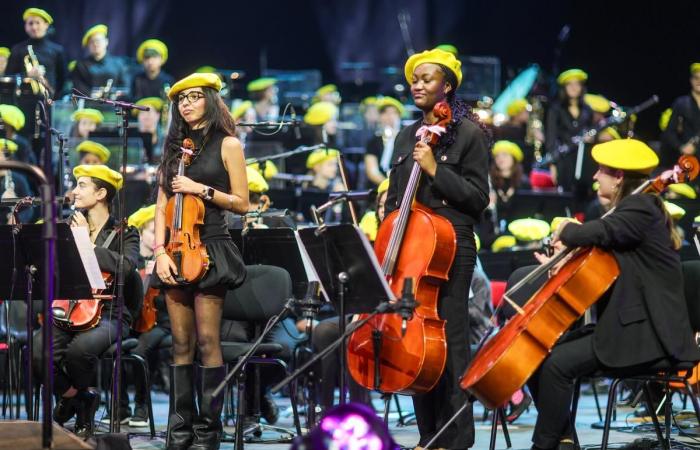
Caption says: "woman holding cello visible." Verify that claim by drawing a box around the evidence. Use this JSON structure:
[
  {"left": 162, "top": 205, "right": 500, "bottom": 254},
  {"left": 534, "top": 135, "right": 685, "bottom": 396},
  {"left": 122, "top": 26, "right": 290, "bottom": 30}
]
[
  {"left": 525, "top": 139, "right": 700, "bottom": 450},
  {"left": 386, "top": 48, "right": 490, "bottom": 449},
  {"left": 153, "top": 73, "right": 248, "bottom": 450}
]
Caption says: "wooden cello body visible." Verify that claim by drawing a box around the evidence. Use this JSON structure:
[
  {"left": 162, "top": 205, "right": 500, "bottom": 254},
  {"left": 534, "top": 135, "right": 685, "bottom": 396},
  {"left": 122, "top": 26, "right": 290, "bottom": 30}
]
[
  {"left": 346, "top": 101, "right": 456, "bottom": 395},
  {"left": 460, "top": 155, "right": 700, "bottom": 410}
]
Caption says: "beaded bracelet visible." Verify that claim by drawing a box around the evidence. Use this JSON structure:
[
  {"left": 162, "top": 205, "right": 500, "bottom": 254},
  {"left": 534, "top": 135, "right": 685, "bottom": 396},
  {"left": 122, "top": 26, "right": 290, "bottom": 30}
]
[{"left": 154, "top": 249, "right": 167, "bottom": 258}]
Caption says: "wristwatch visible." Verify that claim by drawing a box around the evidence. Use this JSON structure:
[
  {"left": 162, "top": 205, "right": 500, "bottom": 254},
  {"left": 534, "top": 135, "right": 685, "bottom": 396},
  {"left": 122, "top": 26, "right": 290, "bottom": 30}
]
[{"left": 202, "top": 185, "right": 214, "bottom": 201}]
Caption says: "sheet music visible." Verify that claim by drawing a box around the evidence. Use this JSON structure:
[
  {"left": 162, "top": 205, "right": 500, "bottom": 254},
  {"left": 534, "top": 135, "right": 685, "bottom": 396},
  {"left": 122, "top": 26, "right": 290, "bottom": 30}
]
[
  {"left": 352, "top": 225, "right": 396, "bottom": 301},
  {"left": 294, "top": 230, "right": 330, "bottom": 303},
  {"left": 70, "top": 227, "right": 106, "bottom": 290}
]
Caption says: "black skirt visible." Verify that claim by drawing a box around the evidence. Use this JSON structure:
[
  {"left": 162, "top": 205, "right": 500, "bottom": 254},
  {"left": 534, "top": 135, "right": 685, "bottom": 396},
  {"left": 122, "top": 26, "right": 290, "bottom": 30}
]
[{"left": 152, "top": 238, "right": 246, "bottom": 291}]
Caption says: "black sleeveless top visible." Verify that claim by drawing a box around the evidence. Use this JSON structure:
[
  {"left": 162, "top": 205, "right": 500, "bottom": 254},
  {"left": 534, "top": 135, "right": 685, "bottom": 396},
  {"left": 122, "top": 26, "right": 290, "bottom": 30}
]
[{"left": 186, "top": 128, "right": 231, "bottom": 241}]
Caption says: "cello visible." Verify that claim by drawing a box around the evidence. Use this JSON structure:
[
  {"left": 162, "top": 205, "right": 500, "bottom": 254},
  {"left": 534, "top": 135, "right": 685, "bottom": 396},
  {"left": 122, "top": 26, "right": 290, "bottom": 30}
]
[
  {"left": 460, "top": 155, "right": 700, "bottom": 410},
  {"left": 164, "top": 138, "right": 210, "bottom": 284},
  {"left": 346, "top": 101, "right": 455, "bottom": 394}
]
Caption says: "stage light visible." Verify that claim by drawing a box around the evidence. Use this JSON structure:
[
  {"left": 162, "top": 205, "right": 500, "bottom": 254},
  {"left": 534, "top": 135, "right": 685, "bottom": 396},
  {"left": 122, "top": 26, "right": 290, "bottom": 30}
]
[{"left": 290, "top": 402, "right": 399, "bottom": 450}]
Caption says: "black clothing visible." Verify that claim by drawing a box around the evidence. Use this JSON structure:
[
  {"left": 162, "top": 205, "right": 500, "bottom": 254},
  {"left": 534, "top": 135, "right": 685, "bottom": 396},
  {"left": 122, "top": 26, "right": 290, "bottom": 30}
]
[
  {"left": 6, "top": 37, "right": 67, "bottom": 98},
  {"left": 661, "top": 95, "right": 700, "bottom": 168},
  {"left": 130, "top": 70, "right": 174, "bottom": 100},
  {"left": 491, "top": 172, "right": 531, "bottom": 225},
  {"left": 226, "top": 208, "right": 296, "bottom": 229},
  {"left": 492, "top": 122, "right": 536, "bottom": 172},
  {"left": 386, "top": 115, "right": 489, "bottom": 449},
  {"left": 72, "top": 54, "right": 129, "bottom": 96},
  {"left": 0, "top": 171, "right": 35, "bottom": 224},
  {"left": 544, "top": 102, "right": 593, "bottom": 192},
  {"left": 7, "top": 134, "right": 36, "bottom": 165}
]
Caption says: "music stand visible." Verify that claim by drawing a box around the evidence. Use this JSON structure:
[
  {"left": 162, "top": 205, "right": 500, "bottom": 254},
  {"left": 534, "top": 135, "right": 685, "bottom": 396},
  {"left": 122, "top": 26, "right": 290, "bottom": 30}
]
[
  {"left": 292, "top": 224, "right": 394, "bottom": 403},
  {"left": 0, "top": 223, "right": 95, "bottom": 423}
]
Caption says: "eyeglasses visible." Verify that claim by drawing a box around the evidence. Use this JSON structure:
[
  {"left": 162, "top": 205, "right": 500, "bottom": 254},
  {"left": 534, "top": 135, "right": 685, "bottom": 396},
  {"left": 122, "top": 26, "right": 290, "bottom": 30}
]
[{"left": 177, "top": 92, "right": 205, "bottom": 105}]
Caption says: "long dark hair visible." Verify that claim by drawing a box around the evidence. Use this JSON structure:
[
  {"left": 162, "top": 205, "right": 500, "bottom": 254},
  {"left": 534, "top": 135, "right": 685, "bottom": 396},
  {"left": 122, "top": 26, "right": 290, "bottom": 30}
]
[
  {"left": 435, "top": 64, "right": 493, "bottom": 151},
  {"left": 489, "top": 161, "right": 523, "bottom": 191},
  {"left": 157, "top": 87, "right": 236, "bottom": 196}
]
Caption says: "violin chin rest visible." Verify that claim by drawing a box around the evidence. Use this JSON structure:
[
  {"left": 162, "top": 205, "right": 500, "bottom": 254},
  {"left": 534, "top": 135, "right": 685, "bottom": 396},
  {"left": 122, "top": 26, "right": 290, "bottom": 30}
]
[{"left": 52, "top": 308, "right": 67, "bottom": 319}]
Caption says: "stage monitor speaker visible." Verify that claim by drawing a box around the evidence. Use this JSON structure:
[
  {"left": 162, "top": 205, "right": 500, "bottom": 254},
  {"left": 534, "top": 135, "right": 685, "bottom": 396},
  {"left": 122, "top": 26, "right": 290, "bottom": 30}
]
[{"left": 0, "top": 421, "right": 94, "bottom": 449}]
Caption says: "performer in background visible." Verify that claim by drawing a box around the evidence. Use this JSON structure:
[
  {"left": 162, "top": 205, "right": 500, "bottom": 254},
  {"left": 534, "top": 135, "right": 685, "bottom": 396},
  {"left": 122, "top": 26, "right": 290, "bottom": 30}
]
[
  {"left": 32, "top": 164, "right": 142, "bottom": 439},
  {"left": 364, "top": 96, "right": 404, "bottom": 186},
  {"left": 661, "top": 63, "right": 700, "bottom": 169},
  {"left": 153, "top": 73, "right": 248, "bottom": 450},
  {"left": 545, "top": 69, "right": 593, "bottom": 192},
  {"left": 73, "top": 24, "right": 129, "bottom": 97},
  {"left": 0, "top": 104, "right": 34, "bottom": 164},
  {"left": 386, "top": 48, "right": 490, "bottom": 449},
  {"left": 527, "top": 139, "right": 700, "bottom": 450},
  {"left": 6, "top": 7, "right": 67, "bottom": 99},
  {"left": 0, "top": 47, "right": 9, "bottom": 75},
  {"left": 131, "top": 39, "right": 174, "bottom": 100}
]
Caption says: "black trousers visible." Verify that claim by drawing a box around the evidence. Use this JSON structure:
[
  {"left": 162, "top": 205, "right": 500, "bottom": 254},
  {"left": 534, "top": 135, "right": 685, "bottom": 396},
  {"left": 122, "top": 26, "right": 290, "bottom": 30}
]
[
  {"left": 32, "top": 319, "right": 120, "bottom": 396},
  {"left": 119, "top": 325, "right": 171, "bottom": 410},
  {"left": 412, "top": 244, "right": 475, "bottom": 449}
]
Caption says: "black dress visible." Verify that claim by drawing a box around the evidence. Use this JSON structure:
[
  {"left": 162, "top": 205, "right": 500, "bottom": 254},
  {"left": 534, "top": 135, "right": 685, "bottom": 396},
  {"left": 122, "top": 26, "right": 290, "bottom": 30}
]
[{"left": 156, "top": 128, "right": 246, "bottom": 291}]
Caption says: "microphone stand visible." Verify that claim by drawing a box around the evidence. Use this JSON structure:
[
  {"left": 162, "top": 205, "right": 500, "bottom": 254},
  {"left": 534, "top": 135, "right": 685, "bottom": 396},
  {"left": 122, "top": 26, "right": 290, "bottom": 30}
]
[
  {"left": 71, "top": 90, "right": 148, "bottom": 433},
  {"left": 244, "top": 143, "right": 326, "bottom": 166}
]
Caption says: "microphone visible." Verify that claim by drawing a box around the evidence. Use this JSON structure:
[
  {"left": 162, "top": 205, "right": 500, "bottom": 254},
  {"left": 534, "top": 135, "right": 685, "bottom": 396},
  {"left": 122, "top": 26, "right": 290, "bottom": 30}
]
[
  {"left": 34, "top": 104, "right": 41, "bottom": 139},
  {"left": 328, "top": 189, "right": 376, "bottom": 201},
  {"left": 297, "top": 281, "right": 323, "bottom": 331},
  {"left": 398, "top": 277, "right": 417, "bottom": 337},
  {"left": 290, "top": 106, "right": 302, "bottom": 140}
]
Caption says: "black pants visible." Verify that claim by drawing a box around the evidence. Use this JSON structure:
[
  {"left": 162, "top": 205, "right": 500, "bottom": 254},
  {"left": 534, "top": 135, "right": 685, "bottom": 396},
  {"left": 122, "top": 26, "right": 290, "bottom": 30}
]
[
  {"left": 412, "top": 244, "right": 475, "bottom": 449},
  {"left": 311, "top": 316, "right": 371, "bottom": 410},
  {"left": 32, "top": 319, "right": 120, "bottom": 396},
  {"left": 119, "top": 325, "right": 171, "bottom": 411}
]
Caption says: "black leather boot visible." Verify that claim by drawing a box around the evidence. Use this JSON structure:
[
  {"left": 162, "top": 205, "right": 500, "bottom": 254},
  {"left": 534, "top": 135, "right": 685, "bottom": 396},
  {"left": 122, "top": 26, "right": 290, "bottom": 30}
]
[
  {"left": 167, "top": 364, "right": 197, "bottom": 450},
  {"left": 189, "top": 365, "right": 225, "bottom": 450},
  {"left": 73, "top": 389, "right": 99, "bottom": 439},
  {"left": 53, "top": 395, "right": 77, "bottom": 426}
]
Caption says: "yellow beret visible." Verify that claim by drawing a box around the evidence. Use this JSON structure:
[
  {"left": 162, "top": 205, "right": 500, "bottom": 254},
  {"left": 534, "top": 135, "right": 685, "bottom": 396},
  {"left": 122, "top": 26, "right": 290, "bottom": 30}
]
[
  {"left": 691, "top": 63, "right": 700, "bottom": 74},
  {"left": 474, "top": 233, "right": 481, "bottom": 252},
  {"left": 0, "top": 104, "right": 26, "bottom": 130},
  {"left": 168, "top": 73, "right": 222, "bottom": 101},
  {"left": 405, "top": 48, "right": 463, "bottom": 88},
  {"left": 694, "top": 215, "right": 700, "bottom": 224},
  {"left": 246, "top": 77, "right": 277, "bottom": 92},
  {"left": 71, "top": 108, "right": 104, "bottom": 124},
  {"left": 247, "top": 160, "right": 278, "bottom": 180},
  {"left": 133, "top": 97, "right": 164, "bottom": 116},
  {"left": 491, "top": 235, "right": 516, "bottom": 253},
  {"left": 376, "top": 96, "right": 406, "bottom": 117},
  {"left": 304, "top": 101, "right": 338, "bottom": 126},
  {"left": 659, "top": 108, "right": 673, "bottom": 131},
  {"left": 316, "top": 84, "right": 337, "bottom": 97},
  {"left": 600, "top": 127, "right": 621, "bottom": 140},
  {"left": 82, "top": 24, "right": 108, "bottom": 47},
  {"left": 73, "top": 164, "right": 123, "bottom": 190},
  {"left": 246, "top": 166, "right": 269, "bottom": 193},
  {"left": 195, "top": 65, "right": 217, "bottom": 74},
  {"left": 361, "top": 96, "right": 377, "bottom": 107},
  {"left": 76, "top": 140, "right": 111, "bottom": 163},
  {"left": 492, "top": 140, "right": 524, "bottom": 163},
  {"left": 557, "top": 68, "right": 588, "bottom": 85},
  {"left": 592, "top": 181, "right": 600, "bottom": 192},
  {"left": 506, "top": 98, "right": 529, "bottom": 117},
  {"left": 435, "top": 44, "right": 459, "bottom": 56},
  {"left": 508, "top": 218, "right": 550, "bottom": 242},
  {"left": 23, "top": 8, "right": 53, "bottom": 24},
  {"left": 306, "top": 148, "right": 340, "bottom": 169},
  {"left": 136, "top": 39, "right": 168, "bottom": 64},
  {"left": 67, "top": 60, "right": 77, "bottom": 72},
  {"left": 0, "top": 139, "right": 18, "bottom": 153},
  {"left": 550, "top": 216, "right": 581, "bottom": 234},
  {"left": 0, "top": 47, "right": 10, "bottom": 58},
  {"left": 591, "top": 139, "right": 659, "bottom": 174},
  {"left": 668, "top": 183, "right": 697, "bottom": 199},
  {"left": 377, "top": 178, "right": 390, "bottom": 195},
  {"left": 359, "top": 211, "right": 379, "bottom": 242},
  {"left": 231, "top": 100, "right": 253, "bottom": 120},
  {"left": 584, "top": 94, "right": 611, "bottom": 114},
  {"left": 664, "top": 201, "right": 686, "bottom": 220},
  {"left": 128, "top": 205, "right": 156, "bottom": 229}
]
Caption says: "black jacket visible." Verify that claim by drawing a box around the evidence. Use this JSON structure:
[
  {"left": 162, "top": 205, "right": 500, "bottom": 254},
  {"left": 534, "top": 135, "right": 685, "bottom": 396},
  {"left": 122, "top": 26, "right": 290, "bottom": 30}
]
[
  {"left": 386, "top": 118, "right": 490, "bottom": 229},
  {"left": 560, "top": 193, "right": 700, "bottom": 368},
  {"left": 6, "top": 37, "right": 67, "bottom": 98},
  {"left": 661, "top": 95, "right": 700, "bottom": 166},
  {"left": 544, "top": 101, "right": 593, "bottom": 156},
  {"left": 72, "top": 54, "right": 129, "bottom": 95}
]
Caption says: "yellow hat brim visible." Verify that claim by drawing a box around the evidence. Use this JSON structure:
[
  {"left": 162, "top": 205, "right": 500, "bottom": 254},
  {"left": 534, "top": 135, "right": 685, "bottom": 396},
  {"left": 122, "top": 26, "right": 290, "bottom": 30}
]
[
  {"left": 136, "top": 39, "right": 168, "bottom": 64},
  {"left": 376, "top": 96, "right": 406, "bottom": 117},
  {"left": 71, "top": 108, "right": 104, "bottom": 124},
  {"left": 691, "top": 63, "right": 700, "bottom": 74},
  {"left": 304, "top": 102, "right": 338, "bottom": 126},
  {"left": 246, "top": 167, "right": 269, "bottom": 193},
  {"left": 0, "top": 139, "right": 18, "bottom": 153},
  {"left": 168, "top": 73, "right": 222, "bottom": 101},
  {"left": 231, "top": 100, "right": 253, "bottom": 120},
  {"left": 128, "top": 205, "right": 156, "bottom": 229},
  {"left": 76, "top": 140, "right": 111, "bottom": 163},
  {"left": 0, "top": 47, "right": 9, "bottom": 58},
  {"left": 73, "top": 164, "right": 123, "bottom": 190},
  {"left": 491, "top": 235, "right": 516, "bottom": 252},
  {"left": 246, "top": 77, "right": 277, "bottom": 92},
  {"left": 584, "top": 94, "right": 611, "bottom": 114},
  {"left": 306, "top": 149, "right": 340, "bottom": 169},
  {"left": 591, "top": 139, "right": 659, "bottom": 174},
  {"left": 668, "top": 183, "right": 697, "bottom": 199},
  {"left": 508, "top": 218, "right": 551, "bottom": 242},
  {"left": 133, "top": 97, "right": 164, "bottom": 116},
  {"left": 377, "top": 178, "right": 390, "bottom": 195},
  {"left": 492, "top": 140, "right": 524, "bottom": 163},
  {"left": 506, "top": 98, "right": 528, "bottom": 117},
  {"left": 405, "top": 48, "right": 463, "bottom": 88},
  {"left": 23, "top": 8, "right": 53, "bottom": 25},
  {"left": 664, "top": 201, "right": 686, "bottom": 220},
  {"left": 0, "top": 104, "right": 26, "bottom": 130},
  {"left": 82, "top": 24, "right": 108, "bottom": 47},
  {"left": 316, "top": 84, "right": 337, "bottom": 96},
  {"left": 557, "top": 68, "right": 588, "bottom": 85},
  {"left": 247, "top": 161, "right": 279, "bottom": 180}
]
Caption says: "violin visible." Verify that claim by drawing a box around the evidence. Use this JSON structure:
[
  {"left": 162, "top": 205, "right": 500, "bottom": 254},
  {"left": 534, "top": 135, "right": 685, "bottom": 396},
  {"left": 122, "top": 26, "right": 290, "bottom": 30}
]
[
  {"left": 52, "top": 272, "right": 113, "bottom": 331},
  {"left": 133, "top": 265, "right": 158, "bottom": 333},
  {"left": 346, "top": 101, "right": 455, "bottom": 394},
  {"left": 164, "top": 138, "right": 210, "bottom": 284},
  {"left": 460, "top": 155, "right": 700, "bottom": 410}
]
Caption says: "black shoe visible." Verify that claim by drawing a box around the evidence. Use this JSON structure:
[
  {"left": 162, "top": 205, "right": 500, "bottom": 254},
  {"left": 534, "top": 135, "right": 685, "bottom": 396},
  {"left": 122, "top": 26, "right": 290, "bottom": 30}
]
[
  {"left": 99, "top": 406, "right": 131, "bottom": 425},
  {"left": 260, "top": 393, "right": 279, "bottom": 425},
  {"left": 506, "top": 389, "right": 532, "bottom": 423},
  {"left": 53, "top": 396, "right": 78, "bottom": 425},
  {"left": 73, "top": 390, "right": 99, "bottom": 440},
  {"left": 167, "top": 364, "right": 196, "bottom": 450},
  {"left": 558, "top": 438, "right": 580, "bottom": 450},
  {"left": 129, "top": 403, "right": 149, "bottom": 428},
  {"left": 189, "top": 365, "right": 225, "bottom": 450}
]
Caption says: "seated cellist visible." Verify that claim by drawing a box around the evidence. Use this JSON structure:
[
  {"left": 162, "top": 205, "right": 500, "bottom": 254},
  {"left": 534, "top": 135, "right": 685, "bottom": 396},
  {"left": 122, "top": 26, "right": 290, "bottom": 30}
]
[{"left": 527, "top": 139, "right": 700, "bottom": 450}]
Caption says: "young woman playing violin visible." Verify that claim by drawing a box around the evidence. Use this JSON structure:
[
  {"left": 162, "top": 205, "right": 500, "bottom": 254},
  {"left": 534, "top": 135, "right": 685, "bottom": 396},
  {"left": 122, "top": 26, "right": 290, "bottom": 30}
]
[
  {"left": 32, "top": 164, "right": 141, "bottom": 439},
  {"left": 527, "top": 139, "right": 700, "bottom": 450},
  {"left": 386, "top": 48, "right": 490, "bottom": 450},
  {"left": 153, "top": 73, "right": 248, "bottom": 450}
]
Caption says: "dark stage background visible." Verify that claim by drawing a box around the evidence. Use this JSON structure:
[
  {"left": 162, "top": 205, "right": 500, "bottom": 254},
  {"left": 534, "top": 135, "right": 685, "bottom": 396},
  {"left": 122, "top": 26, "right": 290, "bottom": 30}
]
[{"left": 1, "top": 0, "right": 700, "bottom": 139}]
